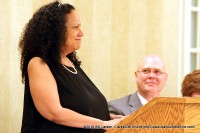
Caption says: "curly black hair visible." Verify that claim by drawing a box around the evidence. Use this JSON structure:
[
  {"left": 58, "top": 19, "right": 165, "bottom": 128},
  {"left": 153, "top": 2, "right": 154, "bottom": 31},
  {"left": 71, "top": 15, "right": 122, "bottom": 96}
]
[{"left": 19, "top": 1, "right": 81, "bottom": 83}]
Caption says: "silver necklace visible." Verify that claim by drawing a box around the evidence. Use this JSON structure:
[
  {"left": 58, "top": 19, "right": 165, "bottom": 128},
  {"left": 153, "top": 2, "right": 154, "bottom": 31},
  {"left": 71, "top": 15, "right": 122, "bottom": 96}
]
[{"left": 62, "top": 58, "right": 77, "bottom": 74}]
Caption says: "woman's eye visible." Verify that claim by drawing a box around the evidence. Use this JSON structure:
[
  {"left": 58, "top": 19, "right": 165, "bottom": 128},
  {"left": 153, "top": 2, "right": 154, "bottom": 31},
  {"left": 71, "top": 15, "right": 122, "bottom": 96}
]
[{"left": 73, "top": 26, "right": 78, "bottom": 29}]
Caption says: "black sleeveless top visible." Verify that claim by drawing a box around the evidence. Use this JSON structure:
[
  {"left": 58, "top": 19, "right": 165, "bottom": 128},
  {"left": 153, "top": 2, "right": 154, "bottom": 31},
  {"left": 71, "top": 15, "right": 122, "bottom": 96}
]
[{"left": 21, "top": 62, "right": 110, "bottom": 133}]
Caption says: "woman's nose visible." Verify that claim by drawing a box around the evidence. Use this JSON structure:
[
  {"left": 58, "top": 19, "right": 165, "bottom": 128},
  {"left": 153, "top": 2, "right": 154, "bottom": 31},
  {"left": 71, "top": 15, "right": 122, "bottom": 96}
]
[{"left": 78, "top": 28, "right": 84, "bottom": 37}]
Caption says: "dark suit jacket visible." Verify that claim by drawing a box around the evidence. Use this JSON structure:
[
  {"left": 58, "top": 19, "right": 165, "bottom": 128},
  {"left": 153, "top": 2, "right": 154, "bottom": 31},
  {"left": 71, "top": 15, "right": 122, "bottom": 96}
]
[{"left": 108, "top": 92, "right": 143, "bottom": 116}]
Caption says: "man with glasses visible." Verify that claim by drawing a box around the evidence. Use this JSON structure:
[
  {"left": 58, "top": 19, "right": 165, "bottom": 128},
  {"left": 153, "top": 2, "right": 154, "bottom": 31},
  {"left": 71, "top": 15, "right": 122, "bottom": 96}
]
[{"left": 108, "top": 55, "right": 168, "bottom": 116}]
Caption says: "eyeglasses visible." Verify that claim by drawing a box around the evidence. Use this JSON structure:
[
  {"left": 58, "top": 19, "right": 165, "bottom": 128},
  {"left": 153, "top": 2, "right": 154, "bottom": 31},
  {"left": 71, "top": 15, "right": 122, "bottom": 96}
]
[{"left": 137, "top": 68, "right": 166, "bottom": 76}]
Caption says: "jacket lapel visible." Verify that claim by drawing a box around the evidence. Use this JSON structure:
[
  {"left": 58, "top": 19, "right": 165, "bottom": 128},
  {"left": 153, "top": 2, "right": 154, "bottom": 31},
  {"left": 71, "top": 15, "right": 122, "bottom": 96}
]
[{"left": 128, "top": 92, "right": 143, "bottom": 114}]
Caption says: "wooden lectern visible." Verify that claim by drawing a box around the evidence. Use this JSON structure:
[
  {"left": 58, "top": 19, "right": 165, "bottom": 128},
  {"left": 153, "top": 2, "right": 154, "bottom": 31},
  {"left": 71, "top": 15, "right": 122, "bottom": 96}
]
[{"left": 106, "top": 97, "right": 200, "bottom": 133}]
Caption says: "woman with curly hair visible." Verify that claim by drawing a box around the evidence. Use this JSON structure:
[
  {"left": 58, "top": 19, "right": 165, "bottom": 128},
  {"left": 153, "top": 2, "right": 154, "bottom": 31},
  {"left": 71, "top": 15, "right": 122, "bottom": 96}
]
[
  {"left": 181, "top": 69, "right": 200, "bottom": 97},
  {"left": 19, "top": 1, "right": 124, "bottom": 133}
]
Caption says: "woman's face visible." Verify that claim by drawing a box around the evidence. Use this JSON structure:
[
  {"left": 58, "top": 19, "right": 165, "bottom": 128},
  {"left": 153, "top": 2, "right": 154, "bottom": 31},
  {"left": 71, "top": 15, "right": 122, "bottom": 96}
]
[
  {"left": 64, "top": 10, "right": 84, "bottom": 54},
  {"left": 191, "top": 91, "right": 200, "bottom": 97}
]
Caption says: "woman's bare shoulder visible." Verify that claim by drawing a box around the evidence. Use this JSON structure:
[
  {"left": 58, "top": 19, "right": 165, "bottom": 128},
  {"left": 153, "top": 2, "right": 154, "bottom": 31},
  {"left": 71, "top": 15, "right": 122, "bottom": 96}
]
[{"left": 28, "top": 57, "right": 49, "bottom": 73}]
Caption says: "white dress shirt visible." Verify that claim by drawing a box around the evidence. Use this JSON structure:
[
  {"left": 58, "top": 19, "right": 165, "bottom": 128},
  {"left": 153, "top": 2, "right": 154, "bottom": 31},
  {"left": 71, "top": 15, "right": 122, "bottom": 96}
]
[{"left": 137, "top": 92, "right": 148, "bottom": 105}]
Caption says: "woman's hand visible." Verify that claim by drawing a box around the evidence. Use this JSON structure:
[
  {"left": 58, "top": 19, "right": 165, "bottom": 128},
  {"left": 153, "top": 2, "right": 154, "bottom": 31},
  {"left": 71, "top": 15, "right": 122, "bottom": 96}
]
[
  {"left": 110, "top": 114, "right": 124, "bottom": 120},
  {"left": 103, "top": 115, "right": 127, "bottom": 131}
]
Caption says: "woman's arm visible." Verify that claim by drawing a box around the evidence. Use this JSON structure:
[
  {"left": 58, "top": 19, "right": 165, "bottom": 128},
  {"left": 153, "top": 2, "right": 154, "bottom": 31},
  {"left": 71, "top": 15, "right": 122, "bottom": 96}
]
[{"left": 28, "top": 57, "right": 123, "bottom": 128}]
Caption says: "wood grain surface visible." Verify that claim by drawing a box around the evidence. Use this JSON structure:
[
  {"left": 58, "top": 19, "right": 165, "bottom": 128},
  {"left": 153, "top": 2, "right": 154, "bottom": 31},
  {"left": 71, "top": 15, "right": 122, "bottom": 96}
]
[{"left": 106, "top": 97, "right": 200, "bottom": 133}]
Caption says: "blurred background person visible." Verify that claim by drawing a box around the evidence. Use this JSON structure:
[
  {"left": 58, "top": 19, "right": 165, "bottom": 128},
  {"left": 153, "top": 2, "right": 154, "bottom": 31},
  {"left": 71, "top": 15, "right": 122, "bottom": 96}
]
[
  {"left": 108, "top": 55, "right": 168, "bottom": 115},
  {"left": 181, "top": 69, "right": 200, "bottom": 97}
]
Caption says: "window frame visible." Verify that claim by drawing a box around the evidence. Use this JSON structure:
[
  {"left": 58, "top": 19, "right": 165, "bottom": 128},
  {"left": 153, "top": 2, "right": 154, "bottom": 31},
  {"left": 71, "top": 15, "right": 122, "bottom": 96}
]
[{"left": 178, "top": 0, "right": 200, "bottom": 96}]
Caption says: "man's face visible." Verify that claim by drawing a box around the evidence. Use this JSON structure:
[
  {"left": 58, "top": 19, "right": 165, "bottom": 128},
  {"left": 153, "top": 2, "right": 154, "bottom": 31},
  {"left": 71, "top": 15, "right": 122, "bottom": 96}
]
[{"left": 135, "top": 56, "right": 168, "bottom": 95}]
